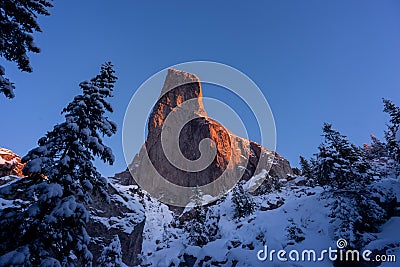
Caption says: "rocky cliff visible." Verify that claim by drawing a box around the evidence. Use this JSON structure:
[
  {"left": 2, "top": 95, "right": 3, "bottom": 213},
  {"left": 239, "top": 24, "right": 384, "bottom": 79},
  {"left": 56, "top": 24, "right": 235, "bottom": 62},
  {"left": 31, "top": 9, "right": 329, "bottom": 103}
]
[
  {"left": 0, "top": 148, "right": 25, "bottom": 179},
  {"left": 117, "top": 69, "right": 294, "bottom": 204}
]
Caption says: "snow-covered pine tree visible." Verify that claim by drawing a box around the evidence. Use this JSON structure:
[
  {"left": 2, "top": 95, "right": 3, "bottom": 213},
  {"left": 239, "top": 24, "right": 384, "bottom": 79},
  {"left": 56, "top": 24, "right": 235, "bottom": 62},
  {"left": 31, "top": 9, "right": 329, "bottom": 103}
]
[
  {"left": 383, "top": 99, "right": 400, "bottom": 175},
  {"left": 329, "top": 191, "right": 360, "bottom": 247},
  {"left": 0, "top": 0, "right": 53, "bottom": 98},
  {"left": 231, "top": 182, "right": 255, "bottom": 219},
  {"left": 312, "top": 124, "right": 395, "bottom": 248},
  {"left": 365, "top": 134, "right": 388, "bottom": 160},
  {"left": 298, "top": 156, "right": 316, "bottom": 187},
  {"left": 0, "top": 62, "right": 117, "bottom": 266},
  {"left": 97, "top": 235, "right": 126, "bottom": 267},
  {"left": 186, "top": 210, "right": 209, "bottom": 247},
  {"left": 299, "top": 156, "right": 310, "bottom": 178},
  {"left": 185, "top": 186, "right": 209, "bottom": 247},
  {"left": 329, "top": 184, "right": 396, "bottom": 249},
  {"left": 363, "top": 134, "right": 393, "bottom": 178},
  {"left": 190, "top": 185, "right": 204, "bottom": 207},
  {"left": 313, "top": 141, "right": 332, "bottom": 187},
  {"left": 0, "top": 65, "right": 15, "bottom": 98},
  {"left": 299, "top": 156, "right": 313, "bottom": 179},
  {"left": 314, "top": 123, "right": 372, "bottom": 190}
]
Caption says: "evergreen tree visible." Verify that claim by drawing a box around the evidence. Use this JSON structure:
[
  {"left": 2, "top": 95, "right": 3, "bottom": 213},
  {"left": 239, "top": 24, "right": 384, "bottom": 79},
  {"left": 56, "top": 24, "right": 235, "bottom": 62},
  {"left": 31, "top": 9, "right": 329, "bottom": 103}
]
[
  {"left": 0, "top": 0, "right": 53, "bottom": 98},
  {"left": 190, "top": 185, "right": 204, "bottom": 207},
  {"left": 383, "top": 99, "right": 400, "bottom": 175},
  {"left": 313, "top": 123, "right": 395, "bottom": 248},
  {"left": 298, "top": 156, "right": 316, "bottom": 187},
  {"left": 0, "top": 62, "right": 117, "bottom": 266},
  {"left": 0, "top": 65, "right": 15, "bottom": 98},
  {"left": 231, "top": 182, "right": 255, "bottom": 219},
  {"left": 97, "top": 235, "right": 126, "bottom": 267},
  {"left": 363, "top": 134, "right": 392, "bottom": 178},
  {"left": 187, "top": 207, "right": 208, "bottom": 247},
  {"left": 329, "top": 186, "right": 395, "bottom": 248},
  {"left": 299, "top": 156, "right": 313, "bottom": 178},
  {"left": 308, "top": 118, "right": 397, "bottom": 249},
  {"left": 314, "top": 123, "right": 372, "bottom": 189},
  {"left": 185, "top": 186, "right": 209, "bottom": 247},
  {"left": 365, "top": 134, "right": 388, "bottom": 160}
]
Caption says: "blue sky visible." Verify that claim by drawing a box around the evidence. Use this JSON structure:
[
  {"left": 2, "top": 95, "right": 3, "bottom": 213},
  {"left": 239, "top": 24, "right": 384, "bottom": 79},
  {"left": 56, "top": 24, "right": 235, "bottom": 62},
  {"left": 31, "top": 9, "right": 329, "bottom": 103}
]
[{"left": 1, "top": 0, "right": 400, "bottom": 177}]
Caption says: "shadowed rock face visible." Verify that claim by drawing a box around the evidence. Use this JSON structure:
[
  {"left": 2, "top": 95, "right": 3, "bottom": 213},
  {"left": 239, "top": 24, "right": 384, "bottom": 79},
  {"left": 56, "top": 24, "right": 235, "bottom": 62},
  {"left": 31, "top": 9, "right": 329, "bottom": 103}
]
[
  {"left": 87, "top": 184, "right": 144, "bottom": 266},
  {"left": 116, "top": 69, "right": 294, "bottom": 202},
  {"left": 146, "top": 116, "right": 232, "bottom": 187}
]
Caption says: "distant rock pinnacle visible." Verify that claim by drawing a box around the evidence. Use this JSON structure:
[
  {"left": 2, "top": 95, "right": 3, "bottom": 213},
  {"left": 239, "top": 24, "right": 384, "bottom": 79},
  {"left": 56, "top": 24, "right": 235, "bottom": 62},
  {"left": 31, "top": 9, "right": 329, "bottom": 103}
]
[{"left": 116, "top": 69, "right": 294, "bottom": 205}]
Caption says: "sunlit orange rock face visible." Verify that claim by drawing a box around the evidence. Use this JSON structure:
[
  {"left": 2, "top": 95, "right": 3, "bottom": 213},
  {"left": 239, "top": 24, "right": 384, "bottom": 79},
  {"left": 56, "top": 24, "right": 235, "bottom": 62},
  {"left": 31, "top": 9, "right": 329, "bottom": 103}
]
[
  {"left": 142, "top": 69, "right": 233, "bottom": 188},
  {"left": 117, "top": 69, "right": 294, "bottom": 202},
  {"left": 0, "top": 148, "right": 25, "bottom": 178}
]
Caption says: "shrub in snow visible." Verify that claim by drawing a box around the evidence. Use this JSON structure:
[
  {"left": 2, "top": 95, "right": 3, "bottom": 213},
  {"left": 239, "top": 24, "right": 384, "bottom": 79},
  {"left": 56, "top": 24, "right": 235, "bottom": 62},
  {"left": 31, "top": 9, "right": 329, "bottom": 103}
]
[
  {"left": 263, "top": 174, "right": 282, "bottom": 193},
  {"left": 231, "top": 182, "right": 255, "bottom": 219},
  {"left": 286, "top": 221, "right": 305, "bottom": 243},
  {"left": 0, "top": 0, "right": 52, "bottom": 98},
  {"left": 0, "top": 62, "right": 117, "bottom": 266},
  {"left": 97, "top": 235, "right": 126, "bottom": 267}
]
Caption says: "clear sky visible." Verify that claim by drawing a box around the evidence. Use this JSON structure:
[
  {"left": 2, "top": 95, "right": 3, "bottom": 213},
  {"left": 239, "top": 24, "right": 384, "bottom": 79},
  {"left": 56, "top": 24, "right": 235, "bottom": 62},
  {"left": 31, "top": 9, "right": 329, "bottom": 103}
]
[{"left": 1, "top": 0, "right": 400, "bottom": 177}]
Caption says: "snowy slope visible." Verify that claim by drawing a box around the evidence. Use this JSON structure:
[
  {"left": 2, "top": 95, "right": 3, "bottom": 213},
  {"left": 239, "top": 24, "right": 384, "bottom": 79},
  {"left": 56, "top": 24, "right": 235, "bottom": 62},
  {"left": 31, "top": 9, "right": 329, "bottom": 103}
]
[
  {"left": 135, "top": 184, "right": 333, "bottom": 266},
  {"left": 111, "top": 175, "right": 400, "bottom": 267},
  {"left": 0, "top": 172, "right": 398, "bottom": 266}
]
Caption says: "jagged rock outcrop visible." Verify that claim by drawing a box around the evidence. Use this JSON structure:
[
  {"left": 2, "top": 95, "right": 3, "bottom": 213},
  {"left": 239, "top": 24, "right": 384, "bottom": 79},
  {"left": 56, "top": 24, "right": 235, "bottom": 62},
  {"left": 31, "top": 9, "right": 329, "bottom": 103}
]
[
  {"left": 0, "top": 148, "right": 25, "bottom": 178},
  {"left": 117, "top": 69, "right": 294, "bottom": 205},
  {"left": 87, "top": 182, "right": 145, "bottom": 266}
]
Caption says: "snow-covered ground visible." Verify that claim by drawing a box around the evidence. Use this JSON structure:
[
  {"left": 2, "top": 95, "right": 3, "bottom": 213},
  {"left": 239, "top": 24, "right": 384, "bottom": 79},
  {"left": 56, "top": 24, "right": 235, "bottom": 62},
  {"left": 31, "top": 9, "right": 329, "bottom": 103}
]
[
  {"left": 0, "top": 174, "right": 398, "bottom": 266},
  {"left": 114, "top": 176, "right": 400, "bottom": 267}
]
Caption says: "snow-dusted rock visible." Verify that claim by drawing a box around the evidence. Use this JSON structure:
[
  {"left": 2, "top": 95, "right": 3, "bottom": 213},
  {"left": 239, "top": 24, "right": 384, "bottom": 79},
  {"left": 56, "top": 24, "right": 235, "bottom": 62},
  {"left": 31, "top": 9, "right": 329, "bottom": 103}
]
[{"left": 0, "top": 148, "right": 25, "bottom": 178}]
